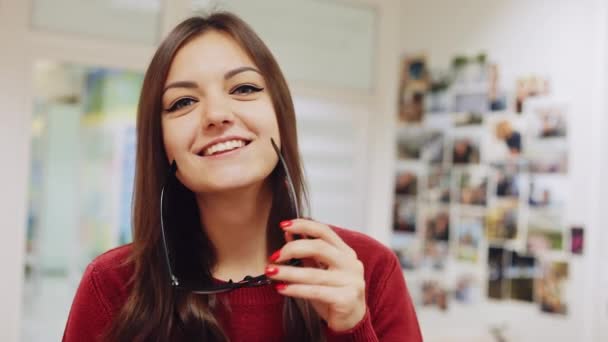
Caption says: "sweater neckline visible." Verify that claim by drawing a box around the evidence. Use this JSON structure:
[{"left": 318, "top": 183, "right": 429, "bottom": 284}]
[{"left": 215, "top": 282, "right": 283, "bottom": 306}]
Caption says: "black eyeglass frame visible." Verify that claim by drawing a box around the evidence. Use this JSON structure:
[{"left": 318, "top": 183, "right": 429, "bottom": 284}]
[{"left": 159, "top": 138, "right": 301, "bottom": 294}]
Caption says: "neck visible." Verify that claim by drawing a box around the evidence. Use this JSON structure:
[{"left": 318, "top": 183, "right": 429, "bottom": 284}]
[{"left": 196, "top": 180, "right": 274, "bottom": 281}]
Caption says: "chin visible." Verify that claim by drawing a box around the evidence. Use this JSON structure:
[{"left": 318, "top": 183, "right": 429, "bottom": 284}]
[{"left": 183, "top": 170, "right": 271, "bottom": 194}]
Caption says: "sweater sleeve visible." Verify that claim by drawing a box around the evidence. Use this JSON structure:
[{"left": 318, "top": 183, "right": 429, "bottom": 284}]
[
  {"left": 62, "top": 262, "right": 113, "bottom": 342},
  {"left": 326, "top": 250, "right": 422, "bottom": 342}
]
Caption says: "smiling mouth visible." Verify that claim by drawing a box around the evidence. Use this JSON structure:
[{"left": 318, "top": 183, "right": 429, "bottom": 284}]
[{"left": 198, "top": 139, "right": 252, "bottom": 157}]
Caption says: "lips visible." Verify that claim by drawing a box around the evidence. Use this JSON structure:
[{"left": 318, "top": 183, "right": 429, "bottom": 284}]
[{"left": 196, "top": 136, "right": 252, "bottom": 157}]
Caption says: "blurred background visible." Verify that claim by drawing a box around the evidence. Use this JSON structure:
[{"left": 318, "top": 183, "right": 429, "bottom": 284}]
[{"left": 1, "top": 0, "right": 608, "bottom": 341}]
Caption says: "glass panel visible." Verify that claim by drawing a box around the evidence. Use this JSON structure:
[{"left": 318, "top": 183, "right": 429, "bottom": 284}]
[
  {"left": 22, "top": 61, "right": 141, "bottom": 342},
  {"left": 192, "top": 0, "right": 377, "bottom": 91},
  {"left": 31, "top": 0, "right": 161, "bottom": 44}
]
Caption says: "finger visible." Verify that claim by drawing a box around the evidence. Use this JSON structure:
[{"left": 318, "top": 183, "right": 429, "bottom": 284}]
[
  {"left": 271, "top": 238, "right": 346, "bottom": 269},
  {"left": 275, "top": 283, "right": 364, "bottom": 308},
  {"left": 281, "top": 219, "right": 355, "bottom": 257},
  {"left": 284, "top": 231, "right": 294, "bottom": 243},
  {"left": 265, "top": 264, "right": 349, "bottom": 287}
]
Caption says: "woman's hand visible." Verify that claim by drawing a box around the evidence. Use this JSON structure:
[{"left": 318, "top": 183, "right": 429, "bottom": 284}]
[{"left": 264, "top": 219, "right": 367, "bottom": 332}]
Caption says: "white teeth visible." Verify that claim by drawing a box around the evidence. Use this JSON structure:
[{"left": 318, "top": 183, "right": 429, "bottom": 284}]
[{"left": 203, "top": 139, "right": 247, "bottom": 156}]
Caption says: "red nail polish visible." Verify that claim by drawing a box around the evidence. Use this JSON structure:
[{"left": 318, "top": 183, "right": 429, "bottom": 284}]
[
  {"left": 265, "top": 265, "right": 279, "bottom": 276},
  {"left": 275, "top": 283, "right": 288, "bottom": 291},
  {"left": 269, "top": 249, "right": 281, "bottom": 262},
  {"left": 280, "top": 220, "right": 292, "bottom": 229}
]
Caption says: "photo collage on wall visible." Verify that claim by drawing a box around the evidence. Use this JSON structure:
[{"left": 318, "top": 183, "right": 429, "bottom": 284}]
[{"left": 392, "top": 53, "right": 575, "bottom": 315}]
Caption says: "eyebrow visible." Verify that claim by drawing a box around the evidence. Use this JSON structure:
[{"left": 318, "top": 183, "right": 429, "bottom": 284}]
[{"left": 162, "top": 66, "right": 262, "bottom": 94}]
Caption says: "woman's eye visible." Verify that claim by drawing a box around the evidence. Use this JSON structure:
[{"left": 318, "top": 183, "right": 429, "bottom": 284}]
[
  {"left": 168, "top": 98, "right": 197, "bottom": 112},
  {"left": 231, "top": 84, "right": 263, "bottom": 96}
]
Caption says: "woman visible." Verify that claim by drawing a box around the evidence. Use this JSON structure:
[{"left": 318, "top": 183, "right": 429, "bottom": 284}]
[{"left": 63, "top": 12, "right": 421, "bottom": 341}]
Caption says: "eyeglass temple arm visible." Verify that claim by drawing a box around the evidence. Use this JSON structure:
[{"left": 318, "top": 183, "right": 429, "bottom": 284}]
[{"left": 160, "top": 160, "right": 180, "bottom": 287}]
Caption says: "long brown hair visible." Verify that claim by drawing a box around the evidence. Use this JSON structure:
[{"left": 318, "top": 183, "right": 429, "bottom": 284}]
[{"left": 103, "top": 12, "right": 324, "bottom": 342}]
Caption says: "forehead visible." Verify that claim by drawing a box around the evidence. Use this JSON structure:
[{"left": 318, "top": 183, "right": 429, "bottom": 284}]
[{"left": 165, "top": 30, "right": 257, "bottom": 82}]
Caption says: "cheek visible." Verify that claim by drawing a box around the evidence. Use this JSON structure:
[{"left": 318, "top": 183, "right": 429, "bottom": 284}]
[{"left": 161, "top": 118, "right": 196, "bottom": 161}]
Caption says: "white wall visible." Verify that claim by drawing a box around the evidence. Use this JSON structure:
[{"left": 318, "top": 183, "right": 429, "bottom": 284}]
[{"left": 394, "top": 0, "right": 608, "bottom": 340}]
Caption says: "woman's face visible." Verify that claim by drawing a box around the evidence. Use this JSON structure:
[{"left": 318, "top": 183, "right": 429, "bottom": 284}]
[{"left": 161, "top": 31, "right": 280, "bottom": 193}]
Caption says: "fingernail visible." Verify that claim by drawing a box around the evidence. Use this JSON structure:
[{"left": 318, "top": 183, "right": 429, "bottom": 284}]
[
  {"left": 265, "top": 265, "right": 279, "bottom": 276},
  {"left": 280, "top": 220, "right": 292, "bottom": 229},
  {"left": 275, "top": 283, "right": 288, "bottom": 291},
  {"left": 269, "top": 249, "right": 281, "bottom": 262}
]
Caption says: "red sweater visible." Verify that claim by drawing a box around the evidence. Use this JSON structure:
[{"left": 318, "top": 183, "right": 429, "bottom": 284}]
[{"left": 63, "top": 227, "right": 422, "bottom": 341}]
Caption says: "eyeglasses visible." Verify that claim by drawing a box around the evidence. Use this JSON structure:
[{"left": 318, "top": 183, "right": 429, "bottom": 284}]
[{"left": 159, "top": 138, "right": 301, "bottom": 294}]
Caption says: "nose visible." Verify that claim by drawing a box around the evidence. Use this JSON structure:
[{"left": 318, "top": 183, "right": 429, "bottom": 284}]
[{"left": 200, "top": 93, "right": 234, "bottom": 131}]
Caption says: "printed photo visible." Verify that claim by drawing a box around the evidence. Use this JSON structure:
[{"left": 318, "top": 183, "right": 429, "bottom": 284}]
[
  {"left": 488, "top": 63, "right": 507, "bottom": 111},
  {"left": 484, "top": 115, "right": 526, "bottom": 163},
  {"left": 423, "top": 241, "right": 449, "bottom": 270},
  {"left": 425, "top": 166, "right": 451, "bottom": 203},
  {"left": 396, "top": 127, "right": 444, "bottom": 163},
  {"left": 457, "top": 167, "right": 488, "bottom": 206},
  {"left": 398, "top": 55, "right": 430, "bottom": 123},
  {"left": 570, "top": 226, "right": 584, "bottom": 255},
  {"left": 493, "top": 163, "right": 521, "bottom": 199},
  {"left": 454, "top": 273, "right": 481, "bottom": 303},
  {"left": 526, "top": 141, "right": 568, "bottom": 174},
  {"left": 426, "top": 69, "right": 451, "bottom": 113},
  {"left": 515, "top": 75, "right": 550, "bottom": 113},
  {"left": 488, "top": 246, "right": 508, "bottom": 299},
  {"left": 451, "top": 137, "right": 481, "bottom": 165},
  {"left": 395, "top": 170, "right": 418, "bottom": 196},
  {"left": 526, "top": 209, "right": 564, "bottom": 253},
  {"left": 455, "top": 214, "right": 483, "bottom": 263},
  {"left": 424, "top": 207, "right": 450, "bottom": 242},
  {"left": 536, "top": 260, "right": 568, "bottom": 315},
  {"left": 526, "top": 100, "right": 567, "bottom": 139},
  {"left": 486, "top": 200, "right": 518, "bottom": 240},
  {"left": 528, "top": 176, "right": 566, "bottom": 209},
  {"left": 393, "top": 196, "right": 417, "bottom": 233},
  {"left": 391, "top": 233, "right": 421, "bottom": 270},
  {"left": 421, "top": 279, "right": 449, "bottom": 310},
  {"left": 506, "top": 252, "right": 537, "bottom": 302},
  {"left": 453, "top": 112, "right": 484, "bottom": 126}
]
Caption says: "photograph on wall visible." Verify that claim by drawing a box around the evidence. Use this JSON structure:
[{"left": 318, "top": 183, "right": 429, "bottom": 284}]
[
  {"left": 487, "top": 245, "right": 509, "bottom": 299},
  {"left": 525, "top": 140, "right": 568, "bottom": 174},
  {"left": 391, "top": 233, "right": 421, "bottom": 270},
  {"left": 422, "top": 241, "right": 449, "bottom": 270},
  {"left": 506, "top": 252, "right": 537, "bottom": 302},
  {"left": 457, "top": 167, "right": 488, "bottom": 206},
  {"left": 395, "top": 169, "right": 419, "bottom": 196},
  {"left": 450, "top": 53, "right": 489, "bottom": 85},
  {"left": 488, "top": 63, "right": 508, "bottom": 111},
  {"left": 421, "top": 278, "right": 449, "bottom": 310},
  {"left": 451, "top": 136, "right": 481, "bottom": 165},
  {"left": 453, "top": 111, "right": 484, "bottom": 127},
  {"left": 493, "top": 163, "right": 521, "bottom": 199},
  {"left": 396, "top": 127, "right": 444, "bottom": 163},
  {"left": 424, "top": 206, "right": 450, "bottom": 242},
  {"left": 525, "top": 100, "right": 567, "bottom": 139},
  {"left": 426, "top": 69, "right": 451, "bottom": 113},
  {"left": 485, "top": 116, "right": 525, "bottom": 162},
  {"left": 453, "top": 273, "right": 482, "bottom": 304},
  {"left": 528, "top": 176, "right": 566, "bottom": 209},
  {"left": 515, "top": 75, "right": 550, "bottom": 113},
  {"left": 485, "top": 200, "right": 518, "bottom": 240},
  {"left": 570, "top": 226, "right": 584, "bottom": 255},
  {"left": 536, "top": 260, "right": 569, "bottom": 315},
  {"left": 393, "top": 196, "right": 417, "bottom": 233},
  {"left": 425, "top": 166, "right": 451, "bottom": 203},
  {"left": 454, "top": 214, "right": 483, "bottom": 263},
  {"left": 526, "top": 209, "right": 564, "bottom": 253},
  {"left": 398, "top": 55, "right": 430, "bottom": 123}
]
